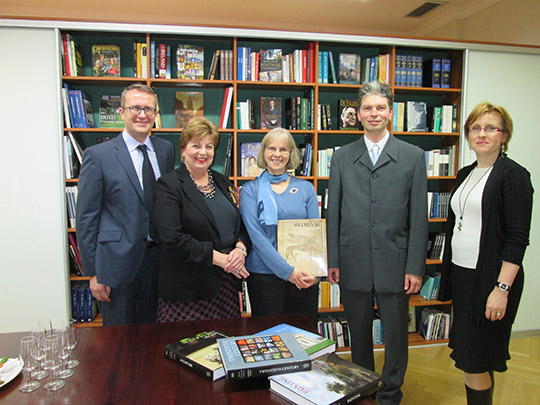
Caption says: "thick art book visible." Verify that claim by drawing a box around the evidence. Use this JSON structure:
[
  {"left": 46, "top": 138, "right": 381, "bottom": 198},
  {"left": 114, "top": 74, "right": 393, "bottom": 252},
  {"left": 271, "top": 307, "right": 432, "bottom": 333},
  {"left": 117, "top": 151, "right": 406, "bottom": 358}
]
[
  {"left": 165, "top": 330, "right": 228, "bottom": 381},
  {"left": 269, "top": 353, "right": 384, "bottom": 405},
  {"left": 257, "top": 323, "right": 335, "bottom": 360},
  {"left": 217, "top": 332, "right": 311, "bottom": 380},
  {"left": 277, "top": 219, "right": 328, "bottom": 277}
]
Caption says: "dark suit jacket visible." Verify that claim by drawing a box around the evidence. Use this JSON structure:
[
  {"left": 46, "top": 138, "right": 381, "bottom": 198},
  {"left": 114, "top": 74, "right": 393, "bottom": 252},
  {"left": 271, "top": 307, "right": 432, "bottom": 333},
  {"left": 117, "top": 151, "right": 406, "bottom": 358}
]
[
  {"left": 155, "top": 164, "right": 251, "bottom": 302},
  {"left": 326, "top": 134, "right": 428, "bottom": 293},
  {"left": 76, "top": 134, "right": 175, "bottom": 288}
]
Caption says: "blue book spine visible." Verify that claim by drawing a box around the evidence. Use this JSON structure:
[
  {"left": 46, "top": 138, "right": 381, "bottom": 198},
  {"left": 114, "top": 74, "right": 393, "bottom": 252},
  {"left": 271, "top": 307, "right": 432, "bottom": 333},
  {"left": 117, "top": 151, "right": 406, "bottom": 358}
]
[
  {"left": 71, "top": 284, "right": 79, "bottom": 321},
  {"left": 85, "top": 285, "right": 94, "bottom": 322},
  {"left": 322, "top": 51, "right": 329, "bottom": 84},
  {"left": 441, "top": 59, "right": 451, "bottom": 88},
  {"left": 77, "top": 284, "right": 86, "bottom": 322}
]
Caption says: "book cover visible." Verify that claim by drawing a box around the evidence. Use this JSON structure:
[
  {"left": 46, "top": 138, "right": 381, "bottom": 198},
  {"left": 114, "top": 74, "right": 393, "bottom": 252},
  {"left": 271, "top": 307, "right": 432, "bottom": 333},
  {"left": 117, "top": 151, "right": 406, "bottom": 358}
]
[
  {"left": 269, "top": 352, "right": 384, "bottom": 405},
  {"left": 164, "top": 330, "right": 228, "bottom": 381},
  {"left": 257, "top": 323, "right": 335, "bottom": 360},
  {"left": 240, "top": 142, "right": 263, "bottom": 177},
  {"left": 99, "top": 95, "right": 123, "bottom": 128},
  {"left": 217, "top": 332, "right": 311, "bottom": 380},
  {"left": 176, "top": 45, "right": 204, "bottom": 80},
  {"left": 260, "top": 96, "right": 282, "bottom": 129},
  {"left": 406, "top": 101, "right": 427, "bottom": 132},
  {"left": 338, "top": 54, "right": 361, "bottom": 84},
  {"left": 92, "top": 45, "right": 121, "bottom": 77},
  {"left": 337, "top": 99, "right": 359, "bottom": 130},
  {"left": 277, "top": 219, "right": 328, "bottom": 277},
  {"left": 259, "top": 49, "right": 283, "bottom": 82},
  {"left": 174, "top": 91, "right": 204, "bottom": 128}
]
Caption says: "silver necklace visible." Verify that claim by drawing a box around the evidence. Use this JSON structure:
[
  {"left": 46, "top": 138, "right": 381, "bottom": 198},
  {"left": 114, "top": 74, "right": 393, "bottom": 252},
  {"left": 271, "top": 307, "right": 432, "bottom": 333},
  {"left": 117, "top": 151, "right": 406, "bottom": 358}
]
[
  {"left": 457, "top": 166, "right": 493, "bottom": 231},
  {"left": 189, "top": 170, "right": 216, "bottom": 199}
]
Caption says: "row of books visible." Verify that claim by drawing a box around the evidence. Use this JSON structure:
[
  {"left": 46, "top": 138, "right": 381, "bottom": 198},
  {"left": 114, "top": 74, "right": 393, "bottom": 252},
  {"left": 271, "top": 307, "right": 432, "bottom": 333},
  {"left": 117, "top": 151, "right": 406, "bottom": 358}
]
[
  {"left": 316, "top": 147, "right": 339, "bottom": 177},
  {"left": 164, "top": 323, "right": 383, "bottom": 403},
  {"left": 285, "top": 93, "right": 314, "bottom": 130},
  {"left": 62, "top": 86, "right": 95, "bottom": 129},
  {"left": 60, "top": 33, "right": 84, "bottom": 77},
  {"left": 392, "top": 101, "right": 457, "bottom": 133},
  {"left": 420, "top": 273, "right": 442, "bottom": 300},
  {"left": 70, "top": 282, "right": 98, "bottom": 323},
  {"left": 427, "top": 232, "right": 446, "bottom": 261},
  {"left": 237, "top": 46, "right": 316, "bottom": 83},
  {"left": 63, "top": 132, "right": 83, "bottom": 179},
  {"left": 420, "top": 308, "right": 451, "bottom": 340},
  {"left": 425, "top": 146, "right": 457, "bottom": 177},
  {"left": 66, "top": 185, "right": 78, "bottom": 228},
  {"left": 428, "top": 192, "right": 451, "bottom": 219},
  {"left": 319, "top": 281, "right": 340, "bottom": 308},
  {"left": 68, "top": 233, "right": 83, "bottom": 276},
  {"left": 422, "top": 58, "right": 452, "bottom": 88},
  {"left": 429, "top": 104, "right": 458, "bottom": 133},
  {"left": 317, "top": 103, "right": 333, "bottom": 130},
  {"left": 394, "top": 56, "right": 452, "bottom": 88}
]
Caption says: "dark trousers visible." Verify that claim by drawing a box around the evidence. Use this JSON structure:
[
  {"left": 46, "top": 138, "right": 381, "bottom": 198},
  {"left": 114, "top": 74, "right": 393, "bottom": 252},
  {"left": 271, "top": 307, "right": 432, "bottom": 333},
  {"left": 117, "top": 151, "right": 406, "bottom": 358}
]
[
  {"left": 247, "top": 272, "right": 319, "bottom": 328},
  {"left": 99, "top": 244, "right": 160, "bottom": 326},
  {"left": 341, "top": 287, "right": 409, "bottom": 405}
]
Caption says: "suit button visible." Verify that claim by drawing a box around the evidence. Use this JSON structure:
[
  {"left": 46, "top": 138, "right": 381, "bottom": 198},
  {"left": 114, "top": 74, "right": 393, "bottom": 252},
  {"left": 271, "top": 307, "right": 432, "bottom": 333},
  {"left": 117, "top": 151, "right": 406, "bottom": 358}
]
[
  {"left": 371, "top": 223, "right": 376, "bottom": 227},
  {"left": 371, "top": 198, "right": 377, "bottom": 203},
  {"left": 144, "top": 217, "right": 149, "bottom": 222},
  {"left": 371, "top": 174, "right": 377, "bottom": 180}
]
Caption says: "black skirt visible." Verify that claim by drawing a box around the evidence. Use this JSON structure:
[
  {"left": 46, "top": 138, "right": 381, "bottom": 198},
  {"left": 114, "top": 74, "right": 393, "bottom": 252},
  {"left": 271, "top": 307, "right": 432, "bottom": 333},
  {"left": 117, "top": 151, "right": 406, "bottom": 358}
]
[{"left": 448, "top": 264, "right": 512, "bottom": 373}]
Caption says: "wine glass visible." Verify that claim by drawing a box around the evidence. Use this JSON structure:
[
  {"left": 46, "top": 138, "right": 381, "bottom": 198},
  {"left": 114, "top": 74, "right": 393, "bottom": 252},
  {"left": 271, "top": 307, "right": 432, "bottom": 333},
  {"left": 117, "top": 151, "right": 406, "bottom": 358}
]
[
  {"left": 30, "top": 327, "right": 49, "bottom": 380},
  {"left": 65, "top": 318, "right": 80, "bottom": 368},
  {"left": 43, "top": 334, "right": 65, "bottom": 391},
  {"left": 38, "top": 319, "right": 53, "bottom": 337},
  {"left": 55, "top": 327, "right": 74, "bottom": 379},
  {"left": 18, "top": 335, "right": 41, "bottom": 392}
]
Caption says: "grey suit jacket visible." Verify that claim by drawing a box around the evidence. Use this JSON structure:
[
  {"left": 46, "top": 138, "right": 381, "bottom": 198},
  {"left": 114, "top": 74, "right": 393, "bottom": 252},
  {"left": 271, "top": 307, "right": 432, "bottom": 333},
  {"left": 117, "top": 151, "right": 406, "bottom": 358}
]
[
  {"left": 76, "top": 134, "right": 175, "bottom": 288},
  {"left": 326, "top": 134, "right": 428, "bottom": 293}
]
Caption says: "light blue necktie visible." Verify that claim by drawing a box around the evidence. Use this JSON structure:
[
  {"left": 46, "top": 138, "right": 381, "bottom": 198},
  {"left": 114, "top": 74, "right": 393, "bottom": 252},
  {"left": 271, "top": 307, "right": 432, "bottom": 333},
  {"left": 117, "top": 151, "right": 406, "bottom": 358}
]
[{"left": 370, "top": 144, "right": 380, "bottom": 165}]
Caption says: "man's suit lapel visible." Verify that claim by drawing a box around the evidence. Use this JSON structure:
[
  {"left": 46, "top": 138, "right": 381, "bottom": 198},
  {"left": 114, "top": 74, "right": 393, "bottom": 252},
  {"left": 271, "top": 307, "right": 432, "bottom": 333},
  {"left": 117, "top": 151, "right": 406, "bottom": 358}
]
[
  {"left": 353, "top": 137, "right": 373, "bottom": 169},
  {"left": 151, "top": 137, "right": 169, "bottom": 175},
  {"left": 112, "top": 136, "right": 145, "bottom": 204},
  {"left": 373, "top": 134, "right": 399, "bottom": 170}
]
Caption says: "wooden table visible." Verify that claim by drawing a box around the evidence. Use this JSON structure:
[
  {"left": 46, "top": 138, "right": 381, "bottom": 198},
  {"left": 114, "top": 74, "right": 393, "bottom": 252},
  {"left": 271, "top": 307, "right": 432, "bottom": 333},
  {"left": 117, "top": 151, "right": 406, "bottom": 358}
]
[{"left": 0, "top": 314, "right": 316, "bottom": 404}]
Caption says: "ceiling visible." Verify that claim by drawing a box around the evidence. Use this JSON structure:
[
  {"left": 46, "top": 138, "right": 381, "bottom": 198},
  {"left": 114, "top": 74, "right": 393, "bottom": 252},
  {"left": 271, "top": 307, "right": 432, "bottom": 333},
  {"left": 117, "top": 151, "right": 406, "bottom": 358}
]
[{"left": 0, "top": 0, "right": 536, "bottom": 45}]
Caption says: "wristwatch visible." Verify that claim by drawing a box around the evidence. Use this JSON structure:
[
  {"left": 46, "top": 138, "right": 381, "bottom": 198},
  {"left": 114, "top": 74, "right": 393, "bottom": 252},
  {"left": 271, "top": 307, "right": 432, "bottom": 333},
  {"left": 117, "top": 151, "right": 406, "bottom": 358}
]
[{"left": 495, "top": 281, "right": 511, "bottom": 292}]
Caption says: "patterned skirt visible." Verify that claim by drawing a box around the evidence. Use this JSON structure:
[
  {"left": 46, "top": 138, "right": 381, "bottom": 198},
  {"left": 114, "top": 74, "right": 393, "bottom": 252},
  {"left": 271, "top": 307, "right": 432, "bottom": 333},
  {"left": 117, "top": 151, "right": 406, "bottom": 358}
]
[{"left": 157, "top": 272, "right": 241, "bottom": 322}]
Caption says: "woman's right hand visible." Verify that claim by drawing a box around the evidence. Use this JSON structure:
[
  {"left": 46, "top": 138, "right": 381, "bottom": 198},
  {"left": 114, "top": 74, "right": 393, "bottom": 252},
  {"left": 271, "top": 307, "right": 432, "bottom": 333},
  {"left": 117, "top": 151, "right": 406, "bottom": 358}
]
[{"left": 288, "top": 268, "right": 316, "bottom": 289}]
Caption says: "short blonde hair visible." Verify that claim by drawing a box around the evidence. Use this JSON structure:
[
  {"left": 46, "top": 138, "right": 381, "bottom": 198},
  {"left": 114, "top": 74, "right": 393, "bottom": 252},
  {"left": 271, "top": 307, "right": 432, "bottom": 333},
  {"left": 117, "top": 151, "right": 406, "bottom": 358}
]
[
  {"left": 464, "top": 102, "right": 513, "bottom": 152},
  {"left": 179, "top": 116, "right": 219, "bottom": 161},
  {"left": 257, "top": 128, "right": 301, "bottom": 170}
]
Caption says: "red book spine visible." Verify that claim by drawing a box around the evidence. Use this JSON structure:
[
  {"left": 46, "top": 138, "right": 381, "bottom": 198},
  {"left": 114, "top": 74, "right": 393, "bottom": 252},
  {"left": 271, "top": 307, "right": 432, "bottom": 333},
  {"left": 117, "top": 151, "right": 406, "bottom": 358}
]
[{"left": 158, "top": 44, "right": 167, "bottom": 78}]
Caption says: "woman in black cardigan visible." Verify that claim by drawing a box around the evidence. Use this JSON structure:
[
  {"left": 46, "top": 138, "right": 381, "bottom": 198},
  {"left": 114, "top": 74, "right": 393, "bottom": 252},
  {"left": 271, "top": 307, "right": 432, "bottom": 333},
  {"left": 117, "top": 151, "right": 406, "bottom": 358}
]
[
  {"left": 439, "top": 102, "right": 533, "bottom": 404},
  {"left": 154, "top": 116, "right": 251, "bottom": 321}
]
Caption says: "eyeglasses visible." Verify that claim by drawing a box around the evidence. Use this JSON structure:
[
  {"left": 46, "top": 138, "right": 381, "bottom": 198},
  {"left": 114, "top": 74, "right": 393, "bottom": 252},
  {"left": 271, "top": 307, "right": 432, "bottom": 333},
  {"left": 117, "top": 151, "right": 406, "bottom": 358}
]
[
  {"left": 123, "top": 106, "right": 158, "bottom": 116},
  {"left": 469, "top": 126, "right": 502, "bottom": 135},
  {"left": 265, "top": 146, "right": 290, "bottom": 154}
]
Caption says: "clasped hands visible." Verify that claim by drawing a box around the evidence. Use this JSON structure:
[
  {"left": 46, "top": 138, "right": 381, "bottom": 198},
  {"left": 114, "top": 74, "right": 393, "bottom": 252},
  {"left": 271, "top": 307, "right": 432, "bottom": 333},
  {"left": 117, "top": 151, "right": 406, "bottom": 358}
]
[
  {"left": 288, "top": 268, "right": 318, "bottom": 289},
  {"left": 217, "top": 248, "right": 250, "bottom": 280}
]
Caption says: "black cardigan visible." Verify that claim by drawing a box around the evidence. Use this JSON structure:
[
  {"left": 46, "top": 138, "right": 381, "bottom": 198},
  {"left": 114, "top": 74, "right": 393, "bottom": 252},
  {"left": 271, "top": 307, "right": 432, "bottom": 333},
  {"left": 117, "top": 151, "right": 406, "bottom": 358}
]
[
  {"left": 155, "top": 164, "right": 251, "bottom": 302},
  {"left": 438, "top": 155, "right": 533, "bottom": 325}
]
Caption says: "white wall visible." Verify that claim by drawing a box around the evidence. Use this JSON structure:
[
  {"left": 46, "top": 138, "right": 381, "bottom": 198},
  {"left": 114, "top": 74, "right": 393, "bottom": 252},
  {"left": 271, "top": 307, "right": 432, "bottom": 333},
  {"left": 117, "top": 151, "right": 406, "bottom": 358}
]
[
  {"left": 463, "top": 50, "right": 540, "bottom": 332},
  {"left": 0, "top": 27, "right": 69, "bottom": 333}
]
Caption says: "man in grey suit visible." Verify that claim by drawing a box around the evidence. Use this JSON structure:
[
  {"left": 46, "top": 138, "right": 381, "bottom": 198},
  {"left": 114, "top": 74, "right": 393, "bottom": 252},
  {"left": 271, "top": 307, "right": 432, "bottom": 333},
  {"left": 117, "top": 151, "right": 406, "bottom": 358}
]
[
  {"left": 76, "top": 84, "right": 175, "bottom": 326},
  {"left": 326, "top": 81, "right": 428, "bottom": 404}
]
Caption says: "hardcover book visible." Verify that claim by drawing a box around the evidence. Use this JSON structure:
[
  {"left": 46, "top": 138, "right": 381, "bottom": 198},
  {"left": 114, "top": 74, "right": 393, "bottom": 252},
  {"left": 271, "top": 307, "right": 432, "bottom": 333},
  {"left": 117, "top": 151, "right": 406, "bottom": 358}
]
[
  {"left": 406, "top": 101, "right": 427, "bottom": 132},
  {"left": 337, "top": 99, "right": 359, "bottom": 130},
  {"left": 259, "top": 49, "right": 283, "bottom": 82},
  {"left": 217, "top": 332, "right": 311, "bottom": 380},
  {"left": 92, "top": 44, "right": 121, "bottom": 77},
  {"left": 99, "top": 95, "right": 123, "bottom": 128},
  {"left": 338, "top": 54, "right": 361, "bottom": 84},
  {"left": 176, "top": 45, "right": 204, "bottom": 80},
  {"left": 164, "top": 330, "right": 228, "bottom": 381},
  {"left": 257, "top": 323, "right": 335, "bottom": 359},
  {"left": 174, "top": 91, "right": 204, "bottom": 128},
  {"left": 277, "top": 219, "right": 328, "bottom": 277},
  {"left": 269, "top": 352, "right": 384, "bottom": 405},
  {"left": 260, "top": 97, "right": 282, "bottom": 129},
  {"left": 240, "top": 142, "right": 263, "bottom": 177}
]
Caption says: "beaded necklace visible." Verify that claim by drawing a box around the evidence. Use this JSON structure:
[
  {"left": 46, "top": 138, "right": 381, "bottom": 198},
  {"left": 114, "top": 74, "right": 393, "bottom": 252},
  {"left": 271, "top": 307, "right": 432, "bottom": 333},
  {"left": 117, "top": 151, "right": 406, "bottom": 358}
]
[{"left": 189, "top": 169, "right": 216, "bottom": 199}]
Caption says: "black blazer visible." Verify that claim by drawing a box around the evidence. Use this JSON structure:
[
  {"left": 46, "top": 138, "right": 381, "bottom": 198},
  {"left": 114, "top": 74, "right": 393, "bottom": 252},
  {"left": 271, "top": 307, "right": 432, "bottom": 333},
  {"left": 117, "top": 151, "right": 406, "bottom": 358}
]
[{"left": 155, "top": 164, "right": 251, "bottom": 302}]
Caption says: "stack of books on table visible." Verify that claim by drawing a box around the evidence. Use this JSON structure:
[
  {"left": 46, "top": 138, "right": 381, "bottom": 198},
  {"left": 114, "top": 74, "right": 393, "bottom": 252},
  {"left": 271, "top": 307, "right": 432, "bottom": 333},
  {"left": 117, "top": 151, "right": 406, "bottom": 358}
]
[{"left": 164, "top": 323, "right": 383, "bottom": 404}]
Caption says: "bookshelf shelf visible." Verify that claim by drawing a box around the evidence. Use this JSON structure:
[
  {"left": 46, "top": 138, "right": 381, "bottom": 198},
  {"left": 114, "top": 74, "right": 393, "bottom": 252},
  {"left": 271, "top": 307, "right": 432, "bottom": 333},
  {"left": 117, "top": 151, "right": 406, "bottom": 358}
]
[{"left": 60, "top": 28, "right": 461, "bottom": 343}]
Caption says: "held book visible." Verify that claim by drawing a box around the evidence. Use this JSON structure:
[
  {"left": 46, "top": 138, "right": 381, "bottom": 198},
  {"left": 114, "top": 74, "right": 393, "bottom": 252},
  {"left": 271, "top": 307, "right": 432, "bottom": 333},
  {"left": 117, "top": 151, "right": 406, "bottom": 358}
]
[
  {"left": 257, "top": 323, "right": 335, "bottom": 360},
  {"left": 268, "top": 352, "right": 384, "bottom": 405},
  {"left": 164, "top": 330, "right": 228, "bottom": 381},
  {"left": 277, "top": 219, "right": 328, "bottom": 277},
  {"left": 217, "top": 332, "right": 311, "bottom": 380}
]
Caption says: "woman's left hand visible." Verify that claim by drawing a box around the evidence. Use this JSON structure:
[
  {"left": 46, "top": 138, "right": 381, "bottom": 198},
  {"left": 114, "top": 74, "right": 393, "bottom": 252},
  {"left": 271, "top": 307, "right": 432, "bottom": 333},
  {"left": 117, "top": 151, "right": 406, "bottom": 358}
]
[
  {"left": 223, "top": 248, "right": 248, "bottom": 278},
  {"left": 485, "top": 287, "right": 509, "bottom": 321}
]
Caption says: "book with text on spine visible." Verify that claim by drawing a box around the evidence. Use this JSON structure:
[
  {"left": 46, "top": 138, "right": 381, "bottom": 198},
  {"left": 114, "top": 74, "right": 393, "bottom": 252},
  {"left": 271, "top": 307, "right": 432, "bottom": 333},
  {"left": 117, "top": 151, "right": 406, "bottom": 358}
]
[
  {"left": 217, "top": 332, "right": 311, "bottom": 380},
  {"left": 277, "top": 219, "right": 328, "bottom": 277},
  {"left": 165, "top": 330, "right": 228, "bottom": 381},
  {"left": 269, "top": 352, "right": 384, "bottom": 405},
  {"left": 256, "top": 323, "right": 335, "bottom": 360}
]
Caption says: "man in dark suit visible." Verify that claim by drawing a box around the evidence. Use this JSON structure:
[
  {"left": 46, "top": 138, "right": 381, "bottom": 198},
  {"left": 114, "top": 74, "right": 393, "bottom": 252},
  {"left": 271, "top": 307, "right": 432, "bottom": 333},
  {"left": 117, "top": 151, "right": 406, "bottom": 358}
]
[
  {"left": 326, "top": 81, "right": 428, "bottom": 404},
  {"left": 76, "top": 84, "right": 175, "bottom": 326}
]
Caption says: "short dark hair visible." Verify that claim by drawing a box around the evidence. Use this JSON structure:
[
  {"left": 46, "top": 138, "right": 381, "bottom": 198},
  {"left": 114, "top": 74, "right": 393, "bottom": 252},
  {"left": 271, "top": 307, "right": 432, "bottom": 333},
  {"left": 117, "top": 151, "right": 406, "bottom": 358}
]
[{"left": 358, "top": 81, "right": 394, "bottom": 110}]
